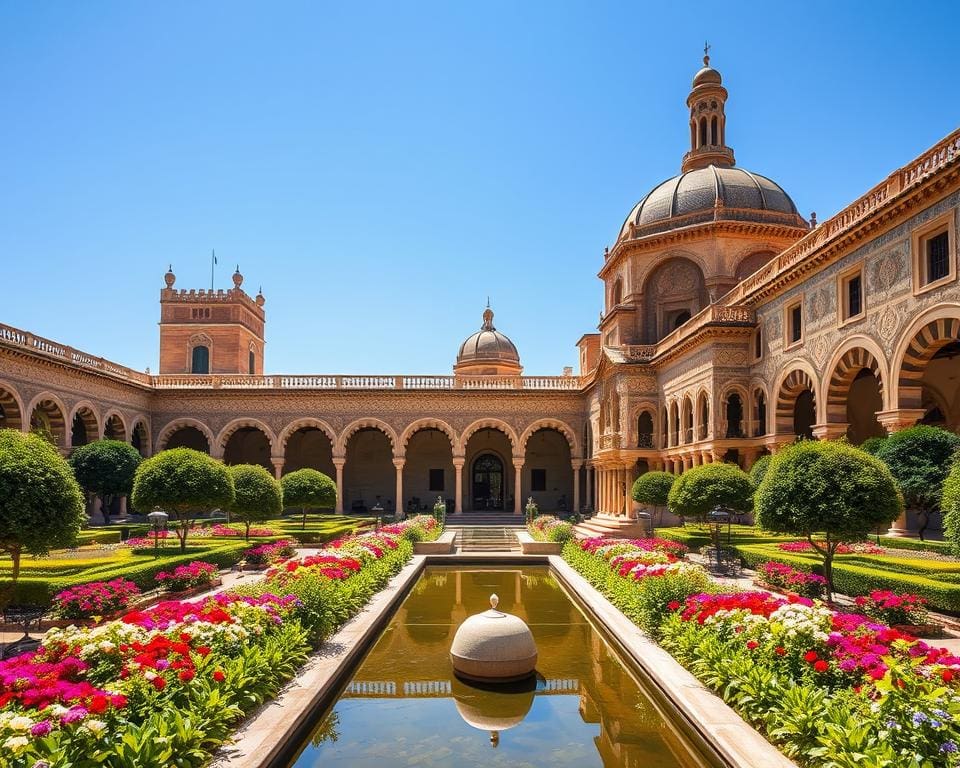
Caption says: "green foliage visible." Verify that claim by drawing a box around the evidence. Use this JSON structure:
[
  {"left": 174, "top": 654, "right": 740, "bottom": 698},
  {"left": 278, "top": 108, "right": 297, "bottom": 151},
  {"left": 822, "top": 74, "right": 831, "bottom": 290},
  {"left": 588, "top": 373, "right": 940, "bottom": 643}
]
[
  {"left": 281, "top": 468, "right": 337, "bottom": 529},
  {"left": 860, "top": 436, "right": 887, "bottom": 456},
  {"left": 132, "top": 448, "right": 235, "bottom": 551},
  {"left": 0, "top": 429, "right": 86, "bottom": 590},
  {"left": 630, "top": 471, "right": 675, "bottom": 506},
  {"left": 941, "top": 459, "right": 960, "bottom": 555},
  {"left": 228, "top": 464, "right": 283, "bottom": 539},
  {"left": 667, "top": 463, "right": 753, "bottom": 520},
  {"left": 875, "top": 425, "right": 960, "bottom": 540},
  {"left": 69, "top": 439, "right": 143, "bottom": 523},
  {"left": 749, "top": 454, "right": 771, "bottom": 487}
]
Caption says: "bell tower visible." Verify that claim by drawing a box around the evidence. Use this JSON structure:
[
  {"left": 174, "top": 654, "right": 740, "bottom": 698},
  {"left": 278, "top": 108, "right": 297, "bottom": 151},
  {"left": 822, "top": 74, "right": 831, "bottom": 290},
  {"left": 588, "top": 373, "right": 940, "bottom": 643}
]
[
  {"left": 682, "top": 45, "right": 736, "bottom": 172},
  {"left": 158, "top": 266, "right": 266, "bottom": 375}
]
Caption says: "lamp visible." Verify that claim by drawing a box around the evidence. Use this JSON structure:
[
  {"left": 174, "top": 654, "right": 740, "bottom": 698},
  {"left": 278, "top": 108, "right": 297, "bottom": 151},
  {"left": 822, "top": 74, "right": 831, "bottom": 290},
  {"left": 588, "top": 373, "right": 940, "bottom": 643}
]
[
  {"left": 146, "top": 510, "right": 168, "bottom": 559},
  {"left": 707, "top": 505, "right": 732, "bottom": 570}
]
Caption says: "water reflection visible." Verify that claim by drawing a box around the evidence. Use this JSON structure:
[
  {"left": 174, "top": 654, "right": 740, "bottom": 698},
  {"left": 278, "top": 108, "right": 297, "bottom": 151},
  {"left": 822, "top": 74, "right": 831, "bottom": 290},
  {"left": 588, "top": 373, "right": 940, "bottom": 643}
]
[{"left": 289, "top": 567, "right": 707, "bottom": 768}]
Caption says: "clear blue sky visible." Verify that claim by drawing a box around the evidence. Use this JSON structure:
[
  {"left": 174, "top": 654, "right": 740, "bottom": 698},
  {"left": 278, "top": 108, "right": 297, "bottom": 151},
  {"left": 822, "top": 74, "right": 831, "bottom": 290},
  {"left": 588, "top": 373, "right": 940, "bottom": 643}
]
[{"left": 1, "top": 1, "right": 956, "bottom": 375}]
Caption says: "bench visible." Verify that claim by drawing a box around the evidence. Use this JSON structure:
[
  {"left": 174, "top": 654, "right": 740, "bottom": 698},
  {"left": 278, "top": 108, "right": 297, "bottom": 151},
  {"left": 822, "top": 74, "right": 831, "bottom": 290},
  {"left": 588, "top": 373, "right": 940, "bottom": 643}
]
[
  {"left": 515, "top": 531, "right": 562, "bottom": 555},
  {"left": 413, "top": 530, "right": 457, "bottom": 554}
]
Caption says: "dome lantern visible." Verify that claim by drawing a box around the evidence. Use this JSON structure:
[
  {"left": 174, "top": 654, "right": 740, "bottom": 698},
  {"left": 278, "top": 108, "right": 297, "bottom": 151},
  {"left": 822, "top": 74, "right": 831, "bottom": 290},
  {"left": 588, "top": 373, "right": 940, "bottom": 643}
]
[
  {"left": 454, "top": 304, "right": 522, "bottom": 377},
  {"left": 683, "top": 45, "right": 735, "bottom": 173}
]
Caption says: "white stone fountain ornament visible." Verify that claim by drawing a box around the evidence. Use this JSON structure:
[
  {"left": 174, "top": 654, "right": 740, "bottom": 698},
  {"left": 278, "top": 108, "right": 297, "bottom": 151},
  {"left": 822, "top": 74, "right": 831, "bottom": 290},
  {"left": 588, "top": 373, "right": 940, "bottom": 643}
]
[{"left": 449, "top": 594, "right": 538, "bottom": 682}]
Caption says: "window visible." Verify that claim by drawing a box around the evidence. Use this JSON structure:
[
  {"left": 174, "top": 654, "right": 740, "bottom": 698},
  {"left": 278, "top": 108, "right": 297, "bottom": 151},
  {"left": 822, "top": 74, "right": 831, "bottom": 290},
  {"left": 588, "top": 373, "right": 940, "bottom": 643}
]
[
  {"left": 673, "top": 310, "right": 691, "bottom": 329},
  {"left": 754, "top": 326, "right": 763, "bottom": 360},
  {"left": 531, "top": 469, "right": 546, "bottom": 492},
  {"left": 191, "top": 345, "right": 210, "bottom": 374},
  {"left": 785, "top": 300, "right": 803, "bottom": 346},
  {"left": 913, "top": 213, "right": 956, "bottom": 294},
  {"left": 248, "top": 351, "right": 255, "bottom": 375},
  {"left": 928, "top": 232, "right": 950, "bottom": 283},
  {"left": 428, "top": 469, "right": 444, "bottom": 492},
  {"left": 839, "top": 265, "right": 865, "bottom": 323}
]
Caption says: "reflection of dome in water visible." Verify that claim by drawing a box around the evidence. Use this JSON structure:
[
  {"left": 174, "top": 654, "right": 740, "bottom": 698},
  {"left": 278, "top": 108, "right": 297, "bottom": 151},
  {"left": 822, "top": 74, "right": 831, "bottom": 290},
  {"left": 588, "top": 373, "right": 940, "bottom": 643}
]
[
  {"left": 450, "top": 594, "right": 538, "bottom": 683},
  {"left": 452, "top": 675, "right": 536, "bottom": 736}
]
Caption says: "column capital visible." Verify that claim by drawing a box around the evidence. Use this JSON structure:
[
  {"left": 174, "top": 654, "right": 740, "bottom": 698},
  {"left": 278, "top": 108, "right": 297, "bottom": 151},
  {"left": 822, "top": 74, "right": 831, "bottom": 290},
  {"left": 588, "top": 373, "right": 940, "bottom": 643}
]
[
  {"left": 875, "top": 409, "right": 925, "bottom": 434},
  {"left": 332, "top": 456, "right": 347, "bottom": 468},
  {"left": 270, "top": 456, "right": 284, "bottom": 468},
  {"left": 512, "top": 457, "right": 525, "bottom": 469},
  {"left": 811, "top": 422, "right": 849, "bottom": 441},
  {"left": 452, "top": 456, "right": 466, "bottom": 468},
  {"left": 571, "top": 459, "right": 584, "bottom": 471},
  {"left": 392, "top": 458, "right": 405, "bottom": 470}
]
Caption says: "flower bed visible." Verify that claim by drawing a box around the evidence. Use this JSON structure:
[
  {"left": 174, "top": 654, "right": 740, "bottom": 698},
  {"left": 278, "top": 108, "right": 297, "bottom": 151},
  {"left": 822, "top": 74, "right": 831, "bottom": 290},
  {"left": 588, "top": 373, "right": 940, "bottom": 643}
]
[
  {"left": 778, "top": 540, "right": 887, "bottom": 556},
  {"left": 0, "top": 526, "right": 415, "bottom": 767},
  {"left": 563, "top": 537, "right": 960, "bottom": 767},
  {"left": 528, "top": 515, "right": 574, "bottom": 543},
  {"left": 50, "top": 579, "right": 141, "bottom": 621},
  {"left": 756, "top": 561, "right": 826, "bottom": 599},
  {"left": 854, "top": 589, "right": 936, "bottom": 631},
  {"left": 155, "top": 561, "right": 219, "bottom": 593},
  {"left": 378, "top": 514, "right": 441, "bottom": 543},
  {"left": 243, "top": 539, "right": 297, "bottom": 568}
]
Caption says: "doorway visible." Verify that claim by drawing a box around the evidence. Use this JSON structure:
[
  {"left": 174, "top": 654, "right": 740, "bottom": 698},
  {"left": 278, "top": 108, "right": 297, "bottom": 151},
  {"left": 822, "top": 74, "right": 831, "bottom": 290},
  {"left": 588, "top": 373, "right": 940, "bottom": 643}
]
[{"left": 472, "top": 453, "right": 504, "bottom": 510}]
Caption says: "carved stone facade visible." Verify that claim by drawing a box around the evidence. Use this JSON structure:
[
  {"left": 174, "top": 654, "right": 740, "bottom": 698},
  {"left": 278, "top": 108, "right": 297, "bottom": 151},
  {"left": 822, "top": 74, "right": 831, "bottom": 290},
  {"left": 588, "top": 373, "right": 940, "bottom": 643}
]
[{"left": 1, "top": 58, "right": 959, "bottom": 537}]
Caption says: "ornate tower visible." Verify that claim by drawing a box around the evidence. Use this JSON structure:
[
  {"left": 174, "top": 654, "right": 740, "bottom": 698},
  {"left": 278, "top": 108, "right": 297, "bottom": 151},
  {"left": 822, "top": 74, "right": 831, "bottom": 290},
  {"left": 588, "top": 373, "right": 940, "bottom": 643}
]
[
  {"left": 158, "top": 266, "right": 266, "bottom": 375},
  {"left": 682, "top": 46, "right": 735, "bottom": 172}
]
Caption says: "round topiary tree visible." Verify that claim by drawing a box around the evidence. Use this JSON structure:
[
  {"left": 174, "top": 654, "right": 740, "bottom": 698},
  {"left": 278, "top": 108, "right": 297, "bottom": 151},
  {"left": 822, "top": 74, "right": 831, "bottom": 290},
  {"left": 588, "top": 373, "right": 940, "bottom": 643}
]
[
  {"left": 228, "top": 464, "right": 283, "bottom": 540},
  {"left": 874, "top": 425, "right": 960, "bottom": 540},
  {"left": 131, "top": 448, "right": 234, "bottom": 552},
  {"left": 280, "top": 468, "right": 337, "bottom": 530},
  {"left": 755, "top": 440, "right": 902, "bottom": 599},
  {"left": 0, "top": 429, "right": 85, "bottom": 596},
  {"left": 749, "top": 454, "right": 772, "bottom": 487},
  {"left": 631, "top": 471, "right": 676, "bottom": 526},
  {"left": 667, "top": 463, "right": 754, "bottom": 523},
  {"left": 860, "top": 436, "right": 887, "bottom": 456},
  {"left": 69, "top": 439, "right": 143, "bottom": 525},
  {"left": 941, "top": 459, "right": 960, "bottom": 555}
]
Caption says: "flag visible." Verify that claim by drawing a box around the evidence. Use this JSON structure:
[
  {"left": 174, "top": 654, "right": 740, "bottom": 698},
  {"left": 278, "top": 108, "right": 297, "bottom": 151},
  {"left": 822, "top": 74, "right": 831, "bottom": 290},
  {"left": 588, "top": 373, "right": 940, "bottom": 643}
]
[{"left": 212, "top": 249, "right": 217, "bottom": 265}]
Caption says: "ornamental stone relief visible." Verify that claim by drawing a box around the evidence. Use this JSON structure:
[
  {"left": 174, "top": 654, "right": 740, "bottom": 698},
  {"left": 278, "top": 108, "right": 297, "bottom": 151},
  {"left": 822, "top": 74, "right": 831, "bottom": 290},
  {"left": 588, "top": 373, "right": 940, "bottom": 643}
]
[
  {"left": 869, "top": 248, "right": 906, "bottom": 294},
  {"left": 655, "top": 261, "right": 699, "bottom": 296},
  {"left": 877, "top": 305, "right": 901, "bottom": 343},
  {"left": 807, "top": 285, "right": 835, "bottom": 324}
]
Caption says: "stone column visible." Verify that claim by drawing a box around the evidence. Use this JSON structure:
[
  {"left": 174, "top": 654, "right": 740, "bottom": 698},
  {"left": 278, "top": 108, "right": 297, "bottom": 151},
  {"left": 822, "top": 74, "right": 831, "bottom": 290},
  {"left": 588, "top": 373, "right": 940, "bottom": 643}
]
[
  {"left": 270, "top": 457, "right": 284, "bottom": 480},
  {"left": 667, "top": 406, "right": 676, "bottom": 448},
  {"left": 682, "top": 454, "right": 692, "bottom": 471},
  {"left": 811, "top": 423, "right": 849, "bottom": 441},
  {"left": 623, "top": 462, "right": 633, "bottom": 518},
  {"left": 393, "top": 458, "right": 405, "bottom": 518},
  {"left": 513, "top": 457, "right": 524, "bottom": 515},
  {"left": 585, "top": 465, "right": 593, "bottom": 513},
  {"left": 876, "top": 409, "right": 926, "bottom": 434},
  {"left": 453, "top": 457, "right": 465, "bottom": 514},
  {"left": 333, "top": 457, "right": 346, "bottom": 514},
  {"left": 571, "top": 460, "right": 582, "bottom": 515}
]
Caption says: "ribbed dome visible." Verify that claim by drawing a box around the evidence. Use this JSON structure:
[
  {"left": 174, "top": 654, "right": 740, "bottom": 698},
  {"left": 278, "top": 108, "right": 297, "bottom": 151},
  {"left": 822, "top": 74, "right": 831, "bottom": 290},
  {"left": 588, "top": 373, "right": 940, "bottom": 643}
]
[
  {"left": 692, "top": 65, "right": 722, "bottom": 87},
  {"left": 618, "top": 165, "right": 806, "bottom": 240},
  {"left": 456, "top": 306, "right": 521, "bottom": 374}
]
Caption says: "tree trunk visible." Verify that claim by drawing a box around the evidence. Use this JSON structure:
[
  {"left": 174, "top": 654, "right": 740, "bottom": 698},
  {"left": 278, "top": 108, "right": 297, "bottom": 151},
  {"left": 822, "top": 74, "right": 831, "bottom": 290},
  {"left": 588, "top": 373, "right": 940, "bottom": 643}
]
[
  {"left": 177, "top": 516, "right": 189, "bottom": 553},
  {"left": 245, "top": 521, "right": 251, "bottom": 542},
  {"left": 917, "top": 509, "right": 929, "bottom": 542},
  {"left": 808, "top": 532, "right": 834, "bottom": 602},
  {"left": 302, "top": 507, "right": 307, "bottom": 530},
  {"left": 1, "top": 546, "right": 22, "bottom": 605}
]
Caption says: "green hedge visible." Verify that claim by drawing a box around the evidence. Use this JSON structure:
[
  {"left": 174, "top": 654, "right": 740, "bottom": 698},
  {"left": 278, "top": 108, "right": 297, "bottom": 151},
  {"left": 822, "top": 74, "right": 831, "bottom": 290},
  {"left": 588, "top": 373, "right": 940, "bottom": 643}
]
[
  {"left": 655, "top": 525, "right": 790, "bottom": 550},
  {"left": 735, "top": 543, "right": 960, "bottom": 613},
  {"left": 1, "top": 541, "right": 249, "bottom": 606},
  {"left": 877, "top": 536, "right": 952, "bottom": 553}
]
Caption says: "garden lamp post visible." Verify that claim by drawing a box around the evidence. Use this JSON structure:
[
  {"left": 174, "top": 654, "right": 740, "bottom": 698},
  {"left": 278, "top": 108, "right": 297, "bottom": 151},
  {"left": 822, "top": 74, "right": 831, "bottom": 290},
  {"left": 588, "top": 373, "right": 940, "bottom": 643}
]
[
  {"left": 147, "top": 510, "right": 168, "bottom": 559},
  {"left": 707, "top": 505, "right": 732, "bottom": 570}
]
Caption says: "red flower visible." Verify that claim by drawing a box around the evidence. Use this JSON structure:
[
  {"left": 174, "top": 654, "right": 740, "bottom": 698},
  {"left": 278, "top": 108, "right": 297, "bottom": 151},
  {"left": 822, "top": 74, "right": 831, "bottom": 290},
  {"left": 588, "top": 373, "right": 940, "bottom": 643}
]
[
  {"left": 803, "top": 651, "right": 819, "bottom": 663},
  {"left": 111, "top": 694, "right": 128, "bottom": 708},
  {"left": 152, "top": 676, "right": 167, "bottom": 691},
  {"left": 213, "top": 669, "right": 226, "bottom": 682},
  {"left": 178, "top": 669, "right": 195, "bottom": 683},
  {"left": 89, "top": 693, "right": 108, "bottom": 714},
  {"left": 943, "top": 669, "right": 955, "bottom": 683},
  {"left": 667, "top": 601, "right": 681, "bottom": 611},
  {"left": 814, "top": 660, "right": 829, "bottom": 673},
  {"left": 775, "top": 646, "right": 786, "bottom": 656},
  {"left": 196, "top": 645, "right": 211, "bottom": 657},
  {"left": 746, "top": 641, "right": 759, "bottom": 650}
]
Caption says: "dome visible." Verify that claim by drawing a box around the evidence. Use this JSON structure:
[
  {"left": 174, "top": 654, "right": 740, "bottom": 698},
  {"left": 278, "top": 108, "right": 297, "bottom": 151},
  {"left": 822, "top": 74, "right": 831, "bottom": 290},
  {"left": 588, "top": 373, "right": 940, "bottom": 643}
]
[
  {"left": 455, "top": 306, "right": 522, "bottom": 376},
  {"left": 450, "top": 594, "right": 538, "bottom": 683},
  {"left": 618, "top": 165, "right": 806, "bottom": 240},
  {"left": 692, "top": 65, "right": 721, "bottom": 87}
]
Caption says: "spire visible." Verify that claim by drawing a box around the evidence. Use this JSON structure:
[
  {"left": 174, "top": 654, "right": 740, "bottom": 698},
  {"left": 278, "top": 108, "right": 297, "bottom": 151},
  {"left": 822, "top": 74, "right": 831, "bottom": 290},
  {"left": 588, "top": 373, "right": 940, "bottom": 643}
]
[{"left": 682, "top": 47, "right": 735, "bottom": 172}]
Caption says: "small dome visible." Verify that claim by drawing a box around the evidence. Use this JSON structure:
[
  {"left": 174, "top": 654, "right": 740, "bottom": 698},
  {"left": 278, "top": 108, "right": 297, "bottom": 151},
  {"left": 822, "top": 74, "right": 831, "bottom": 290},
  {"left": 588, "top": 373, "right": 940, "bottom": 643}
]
[
  {"left": 450, "top": 594, "right": 538, "bottom": 683},
  {"left": 619, "top": 165, "right": 806, "bottom": 240},
  {"left": 692, "top": 65, "right": 721, "bottom": 87},
  {"left": 455, "top": 306, "right": 522, "bottom": 375}
]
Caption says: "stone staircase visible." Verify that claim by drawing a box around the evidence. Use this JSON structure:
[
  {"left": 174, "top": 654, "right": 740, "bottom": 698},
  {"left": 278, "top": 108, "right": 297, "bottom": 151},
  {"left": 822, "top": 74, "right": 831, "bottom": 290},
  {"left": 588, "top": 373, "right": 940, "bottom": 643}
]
[
  {"left": 574, "top": 514, "right": 651, "bottom": 540},
  {"left": 447, "top": 524, "right": 523, "bottom": 552}
]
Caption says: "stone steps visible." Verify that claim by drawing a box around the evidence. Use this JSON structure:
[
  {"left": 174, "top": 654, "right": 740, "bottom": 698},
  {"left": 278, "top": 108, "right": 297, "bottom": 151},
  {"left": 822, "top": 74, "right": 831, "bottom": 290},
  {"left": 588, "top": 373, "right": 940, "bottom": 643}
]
[
  {"left": 447, "top": 525, "right": 523, "bottom": 552},
  {"left": 574, "top": 515, "right": 651, "bottom": 540}
]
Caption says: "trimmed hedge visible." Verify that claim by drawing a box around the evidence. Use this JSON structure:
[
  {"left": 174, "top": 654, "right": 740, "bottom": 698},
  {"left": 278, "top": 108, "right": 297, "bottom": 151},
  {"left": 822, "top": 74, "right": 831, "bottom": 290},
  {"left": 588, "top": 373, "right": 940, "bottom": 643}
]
[
  {"left": 877, "top": 535, "right": 952, "bottom": 553},
  {"left": 0, "top": 541, "right": 249, "bottom": 606}
]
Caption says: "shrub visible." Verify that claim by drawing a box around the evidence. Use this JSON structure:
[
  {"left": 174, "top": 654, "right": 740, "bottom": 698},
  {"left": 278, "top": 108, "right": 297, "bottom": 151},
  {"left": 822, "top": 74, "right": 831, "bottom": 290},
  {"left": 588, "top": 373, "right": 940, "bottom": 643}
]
[
  {"left": 942, "top": 460, "right": 960, "bottom": 556},
  {"left": 755, "top": 440, "right": 902, "bottom": 599},
  {"left": 875, "top": 425, "right": 960, "bottom": 540},
  {"left": 749, "top": 454, "right": 771, "bottom": 487},
  {"left": 631, "top": 471, "right": 675, "bottom": 525},
  {"left": 667, "top": 463, "right": 753, "bottom": 521},
  {"left": 244, "top": 539, "right": 296, "bottom": 566},
  {"left": 68, "top": 440, "right": 143, "bottom": 525},
  {"left": 155, "top": 560, "right": 219, "bottom": 592},
  {"left": 860, "top": 436, "right": 887, "bottom": 455},
  {"left": 853, "top": 590, "right": 928, "bottom": 627},
  {"left": 228, "top": 464, "right": 283, "bottom": 540},
  {"left": 131, "top": 448, "right": 235, "bottom": 552},
  {"left": 0, "top": 429, "right": 86, "bottom": 594},
  {"left": 281, "top": 469, "right": 337, "bottom": 530},
  {"left": 758, "top": 561, "right": 826, "bottom": 598},
  {"left": 51, "top": 578, "right": 140, "bottom": 619}
]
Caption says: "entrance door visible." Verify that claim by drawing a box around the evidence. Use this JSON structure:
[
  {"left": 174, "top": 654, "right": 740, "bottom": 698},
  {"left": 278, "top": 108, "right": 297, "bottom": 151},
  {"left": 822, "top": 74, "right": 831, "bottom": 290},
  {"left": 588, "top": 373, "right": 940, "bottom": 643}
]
[{"left": 472, "top": 454, "right": 504, "bottom": 510}]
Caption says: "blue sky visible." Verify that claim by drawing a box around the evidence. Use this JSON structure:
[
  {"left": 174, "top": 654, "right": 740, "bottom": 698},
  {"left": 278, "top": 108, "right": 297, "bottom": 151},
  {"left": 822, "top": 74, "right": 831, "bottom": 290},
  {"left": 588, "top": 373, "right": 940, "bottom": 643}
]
[{"left": 1, "top": 1, "right": 956, "bottom": 375}]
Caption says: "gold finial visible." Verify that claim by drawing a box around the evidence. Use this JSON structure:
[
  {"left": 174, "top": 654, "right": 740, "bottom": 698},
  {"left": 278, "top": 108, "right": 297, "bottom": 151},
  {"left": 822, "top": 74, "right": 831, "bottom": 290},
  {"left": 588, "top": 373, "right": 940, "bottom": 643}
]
[
  {"left": 490, "top": 594, "right": 499, "bottom": 610},
  {"left": 703, "top": 41, "right": 711, "bottom": 66}
]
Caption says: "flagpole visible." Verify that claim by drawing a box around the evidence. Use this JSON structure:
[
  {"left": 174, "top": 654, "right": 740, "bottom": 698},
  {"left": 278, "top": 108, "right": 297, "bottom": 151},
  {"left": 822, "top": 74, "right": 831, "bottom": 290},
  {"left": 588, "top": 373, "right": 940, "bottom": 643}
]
[{"left": 211, "top": 249, "right": 216, "bottom": 290}]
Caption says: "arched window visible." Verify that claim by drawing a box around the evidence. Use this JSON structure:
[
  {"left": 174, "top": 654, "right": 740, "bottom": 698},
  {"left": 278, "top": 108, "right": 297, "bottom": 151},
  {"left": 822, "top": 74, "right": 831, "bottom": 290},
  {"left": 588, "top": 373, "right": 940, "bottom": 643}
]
[
  {"left": 248, "top": 351, "right": 256, "bottom": 375},
  {"left": 710, "top": 116, "right": 718, "bottom": 145},
  {"left": 725, "top": 394, "right": 744, "bottom": 438},
  {"left": 637, "top": 412, "right": 654, "bottom": 448},
  {"left": 755, "top": 391, "right": 767, "bottom": 437},
  {"left": 699, "top": 118, "right": 708, "bottom": 147},
  {"left": 612, "top": 278, "right": 623, "bottom": 306},
  {"left": 674, "top": 310, "right": 692, "bottom": 329},
  {"left": 191, "top": 345, "right": 210, "bottom": 374}
]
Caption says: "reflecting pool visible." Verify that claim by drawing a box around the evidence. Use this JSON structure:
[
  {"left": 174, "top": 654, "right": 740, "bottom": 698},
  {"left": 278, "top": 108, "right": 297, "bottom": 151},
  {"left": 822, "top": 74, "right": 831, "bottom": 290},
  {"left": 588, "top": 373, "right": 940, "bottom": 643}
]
[{"left": 287, "top": 567, "right": 711, "bottom": 768}]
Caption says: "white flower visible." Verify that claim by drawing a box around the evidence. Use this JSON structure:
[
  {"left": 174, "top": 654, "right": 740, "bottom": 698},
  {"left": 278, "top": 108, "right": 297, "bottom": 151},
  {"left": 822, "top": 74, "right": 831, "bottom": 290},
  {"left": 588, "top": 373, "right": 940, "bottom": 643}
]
[
  {"left": 84, "top": 719, "right": 108, "bottom": 736},
  {"left": 8, "top": 716, "right": 34, "bottom": 732},
  {"left": 3, "top": 736, "right": 29, "bottom": 752}
]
